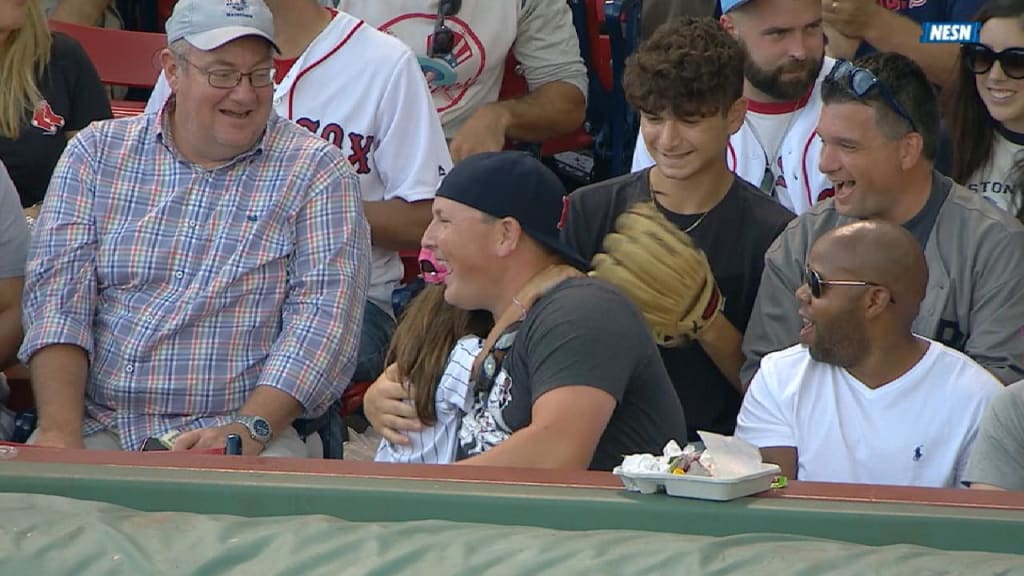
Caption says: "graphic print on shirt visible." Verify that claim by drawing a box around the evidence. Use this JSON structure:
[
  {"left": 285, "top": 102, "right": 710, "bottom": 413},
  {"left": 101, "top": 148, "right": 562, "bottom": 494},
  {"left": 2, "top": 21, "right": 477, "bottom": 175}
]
[
  {"left": 294, "top": 118, "right": 376, "bottom": 175},
  {"left": 774, "top": 156, "right": 788, "bottom": 198},
  {"left": 31, "top": 100, "right": 65, "bottom": 135},
  {"left": 378, "top": 14, "right": 487, "bottom": 113},
  {"left": 458, "top": 369, "right": 514, "bottom": 457}
]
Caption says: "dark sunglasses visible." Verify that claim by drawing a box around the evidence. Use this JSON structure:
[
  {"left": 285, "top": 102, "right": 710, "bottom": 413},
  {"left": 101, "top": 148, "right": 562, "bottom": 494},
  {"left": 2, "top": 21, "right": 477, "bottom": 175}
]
[
  {"left": 474, "top": 323, "right": 519, "bottom": 395},
  {"left": 961, "top": 43, "right": 1024, "bottom": 80},
  {"left": 804, "top": 266, "right": 895, "bottom": 303},
  {"left": 429, "top": 0, "right": 462, "bottom": 59},
  {"left": 827, "top": 60, "right": 918, "bottom": 133}
]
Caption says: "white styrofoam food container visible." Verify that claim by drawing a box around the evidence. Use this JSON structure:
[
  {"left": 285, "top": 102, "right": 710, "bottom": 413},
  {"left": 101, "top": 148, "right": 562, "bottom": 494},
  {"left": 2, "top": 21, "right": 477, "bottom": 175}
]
[{"left": 612, "top": 462, "right": 782, "bottom": 501}]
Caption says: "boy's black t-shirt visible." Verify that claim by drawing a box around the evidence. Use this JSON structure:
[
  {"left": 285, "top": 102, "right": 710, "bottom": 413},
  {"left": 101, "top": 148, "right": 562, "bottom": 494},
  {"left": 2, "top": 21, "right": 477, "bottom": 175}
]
[
  {"left": 563, "top": 169, "right": 795, "bottom": 440},
  {"left": 0, "top": 32, "right": 112, "bottom": 207}
]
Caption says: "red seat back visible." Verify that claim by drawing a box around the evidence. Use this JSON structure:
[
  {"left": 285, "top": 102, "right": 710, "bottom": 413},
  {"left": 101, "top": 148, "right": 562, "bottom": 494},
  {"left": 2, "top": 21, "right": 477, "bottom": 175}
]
[{"left": 48, "top": 20, "right": 166, "bottom": 88}]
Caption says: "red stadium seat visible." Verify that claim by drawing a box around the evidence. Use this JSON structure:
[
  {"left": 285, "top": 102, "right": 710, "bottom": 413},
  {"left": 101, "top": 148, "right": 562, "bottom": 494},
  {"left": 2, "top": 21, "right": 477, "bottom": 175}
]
[{"left": 47, "top": 20, "right": 166, "bottom": 118}]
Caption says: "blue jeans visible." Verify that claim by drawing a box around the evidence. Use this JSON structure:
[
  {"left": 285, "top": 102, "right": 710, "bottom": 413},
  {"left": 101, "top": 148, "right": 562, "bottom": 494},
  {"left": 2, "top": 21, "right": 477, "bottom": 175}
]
[
  {"left": 309, "top": 300, "right": 396, "bottom": 459},
  {"left": 353, "top": 300, "right": 397, "bottom": 383}
]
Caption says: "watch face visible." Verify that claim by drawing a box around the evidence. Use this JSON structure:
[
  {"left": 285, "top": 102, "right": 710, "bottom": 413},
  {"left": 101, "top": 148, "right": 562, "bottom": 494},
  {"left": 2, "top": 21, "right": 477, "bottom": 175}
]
[{"left": 253, "top": 419, "right": 271, "bottom": 438}]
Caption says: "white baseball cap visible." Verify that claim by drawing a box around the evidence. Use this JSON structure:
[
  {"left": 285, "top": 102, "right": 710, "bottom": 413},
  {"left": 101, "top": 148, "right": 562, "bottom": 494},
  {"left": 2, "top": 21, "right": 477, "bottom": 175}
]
[{"left": 166, "top": 0, "right": 280, "bottom": 53}]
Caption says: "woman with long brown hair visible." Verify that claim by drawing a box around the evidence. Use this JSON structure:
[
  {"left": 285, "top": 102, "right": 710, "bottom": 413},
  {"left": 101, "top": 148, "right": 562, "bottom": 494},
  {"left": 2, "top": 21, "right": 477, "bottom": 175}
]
[
  {"left": 947, "top": 0, "right": 1024, "bottom": 220},
  {"left": 0, "top": 0, "right": 110, "bottom": 217}
]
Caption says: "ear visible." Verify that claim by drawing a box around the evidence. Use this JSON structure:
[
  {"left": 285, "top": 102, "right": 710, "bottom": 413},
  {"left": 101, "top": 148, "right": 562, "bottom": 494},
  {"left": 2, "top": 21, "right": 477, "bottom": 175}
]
[
  {"left": 727, "top": 97, "right": 748, "bottom": 135},
  {"left": 493, "top": 218, "right": 523, "bottom": 258},
  {"left": 720, "top": 14, "right": 739, "bottom": 39},
  {"left": 159, "top": 48, "right": 181, "bottom": 92},
  {"left": 863, "top": 286, "right": 891, "bottom": 320},
  {"left": 898, "top": 131, "right": 925, "bottom": 171}
]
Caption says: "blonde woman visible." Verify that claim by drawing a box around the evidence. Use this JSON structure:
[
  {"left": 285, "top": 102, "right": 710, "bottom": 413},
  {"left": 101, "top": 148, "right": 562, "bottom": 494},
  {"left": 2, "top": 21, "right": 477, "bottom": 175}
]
[{"left": 0, "top": 0, "right": 110, "bottom": 217}]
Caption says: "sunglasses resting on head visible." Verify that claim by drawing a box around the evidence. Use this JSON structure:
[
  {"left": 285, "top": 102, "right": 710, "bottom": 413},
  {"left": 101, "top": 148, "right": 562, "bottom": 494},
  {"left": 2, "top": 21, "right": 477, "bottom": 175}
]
[{"left": 826, "top": 60, "right": 919, "bottom": 133}]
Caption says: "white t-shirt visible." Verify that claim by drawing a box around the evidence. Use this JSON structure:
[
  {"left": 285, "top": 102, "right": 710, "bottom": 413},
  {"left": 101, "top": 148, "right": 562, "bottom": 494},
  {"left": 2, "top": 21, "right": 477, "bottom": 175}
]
[
  {"left": 337, "top": 0, "right": 588, "bottom": 138},
  {"left": 736, "top": 339, "right": 1002, "bottom": 488},
  {"left": 965, "top": 128, "right": 1023, "bottom": 217},
  {"left": 375, "top": 336, "right": 483, "bottom": 464}
]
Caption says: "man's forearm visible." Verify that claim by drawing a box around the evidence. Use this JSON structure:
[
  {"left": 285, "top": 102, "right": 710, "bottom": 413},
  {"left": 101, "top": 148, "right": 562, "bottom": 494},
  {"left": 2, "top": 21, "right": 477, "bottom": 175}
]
[
  {"left": 29, "top": 344, "right": 89, "bottom": 436},
  {"left": 49, "top": 0, "right": 110, "bottom": 26},
  {"left": 491, "top": 81, "right": 586, "bottom": 142},
  {"left": 863, "top": 8, "right": 958, "bottom": 89},
  {"left": 457, "top": 424, "right": 595, "bottom": 469},
  {"left": 238, "top": 385, "right": 304, "bottom": 440},
  {"left": 362, "top": 199, "right": 432, "bottom": 252},
  {"left": 697, "top": 315, "right": 745, "bottom": 393}
]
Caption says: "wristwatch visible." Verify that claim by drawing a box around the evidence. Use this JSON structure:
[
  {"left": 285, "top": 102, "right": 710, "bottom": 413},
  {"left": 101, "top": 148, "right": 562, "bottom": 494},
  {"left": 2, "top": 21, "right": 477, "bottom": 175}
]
[{"left": 233, "top": 415, "right": 273, "bottom": 446}]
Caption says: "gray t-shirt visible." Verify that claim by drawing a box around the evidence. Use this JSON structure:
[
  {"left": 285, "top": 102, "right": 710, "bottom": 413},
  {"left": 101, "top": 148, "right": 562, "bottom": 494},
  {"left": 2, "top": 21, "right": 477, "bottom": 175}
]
[
  {"left": 457, "top": 277, "right": 688, "bottom": 471},
  {"left": 963, "top": 381, "right": 1024, "bottom": 491},
  {"left": 0, "top": 162, "right": 29, "bottom": 279}
]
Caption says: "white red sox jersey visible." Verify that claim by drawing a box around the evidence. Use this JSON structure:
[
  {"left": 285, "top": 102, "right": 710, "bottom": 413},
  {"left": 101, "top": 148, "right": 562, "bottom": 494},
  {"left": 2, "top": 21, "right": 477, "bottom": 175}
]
[
  {"left": 632, "top": 58, "right": 838, "bottom": 215},
  {"left": 375, "top": 336, "right": 483, "bottom": 464},
  {"left": 336, "top": 0, "right": 588, "bottom": 138},
  {"left": 147, "top": 10, "right": 452, "bottom": 315}
]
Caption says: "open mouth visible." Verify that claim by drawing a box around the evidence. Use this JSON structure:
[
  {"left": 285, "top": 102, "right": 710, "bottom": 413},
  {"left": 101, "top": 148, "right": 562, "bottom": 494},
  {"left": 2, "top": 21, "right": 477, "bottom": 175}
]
[
  {"left": 419, "top": 259, "right": 449, "bottom": 285},
  {"left": 220, "top": 109, "right": 252, "bottom": 119},
  {"left": 799, "top": 316, "right": 816, "bottom": 341},
  {"left": 833, "top": 180, "right": 855, "bottom": 200}
]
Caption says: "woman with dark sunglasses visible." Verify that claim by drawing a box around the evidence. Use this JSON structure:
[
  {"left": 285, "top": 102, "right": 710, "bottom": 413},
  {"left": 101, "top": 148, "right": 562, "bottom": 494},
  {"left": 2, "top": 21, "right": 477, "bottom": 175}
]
[{"left": 947, "top": 0, "right": 1024, "bottom": 220}]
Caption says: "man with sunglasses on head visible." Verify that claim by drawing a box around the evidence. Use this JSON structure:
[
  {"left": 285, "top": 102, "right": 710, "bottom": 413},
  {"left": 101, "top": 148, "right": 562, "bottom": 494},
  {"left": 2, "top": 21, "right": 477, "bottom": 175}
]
[
  {"left": 737, "top": 221, "right": 1002, "bottom": 487},
  {"left": 742, "top": 52, "right": 1024, "bottom": 388},
  {"left": 632, "top": 0, "right": 837, "bottom": 215},
  {"left": 145, "top": 0, "right": 452, "bottom": 412},
  {"left": 21, "top": 0, "right": 371, "bottom": 457},
  {"left": 330, "top": 0, "right": 588, "bottom": 163}
]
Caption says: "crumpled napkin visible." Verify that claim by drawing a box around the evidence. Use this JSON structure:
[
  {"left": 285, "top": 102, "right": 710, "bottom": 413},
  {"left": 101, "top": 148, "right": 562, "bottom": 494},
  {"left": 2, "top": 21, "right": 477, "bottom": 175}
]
[
  {"left": 696, "top": 431, "right": 764, "bottom": 478},
  {"left": 620, "top": 433, "right": 764, "bottom": 478},
  {"left": 620, "top": 440, "right": 683, "bottom": 473}
]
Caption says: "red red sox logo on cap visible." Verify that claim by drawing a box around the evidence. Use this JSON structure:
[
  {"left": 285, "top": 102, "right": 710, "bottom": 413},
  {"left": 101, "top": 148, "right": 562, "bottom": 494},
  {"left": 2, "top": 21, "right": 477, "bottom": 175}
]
[{"left": 31, "top": 101, "right": 65, "bottom": 135}]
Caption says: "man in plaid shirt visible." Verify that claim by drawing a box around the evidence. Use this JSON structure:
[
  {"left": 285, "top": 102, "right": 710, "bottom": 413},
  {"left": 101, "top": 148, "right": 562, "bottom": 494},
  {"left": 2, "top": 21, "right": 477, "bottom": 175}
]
[{"left": 19, "top": 0, "right": 370, "bottom": 456}]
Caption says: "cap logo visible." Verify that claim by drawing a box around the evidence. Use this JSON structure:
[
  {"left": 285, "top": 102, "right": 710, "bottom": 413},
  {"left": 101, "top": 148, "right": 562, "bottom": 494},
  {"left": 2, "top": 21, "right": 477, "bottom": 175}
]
[
  {"left": 557, "top": 195, "right": 569, "bottom": 231},
  {"left": 225, "top": 0, "right": 254, "bottom": 17}
]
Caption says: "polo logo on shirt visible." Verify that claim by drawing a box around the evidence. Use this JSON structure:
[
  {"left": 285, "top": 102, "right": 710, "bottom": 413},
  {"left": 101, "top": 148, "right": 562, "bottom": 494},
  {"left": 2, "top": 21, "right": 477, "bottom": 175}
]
[
  {"left": 31, "top": 100, "right": 65, "bottom": 135},
  {"left": 913, "top": 445, "right": 924, "bottom": 462}
]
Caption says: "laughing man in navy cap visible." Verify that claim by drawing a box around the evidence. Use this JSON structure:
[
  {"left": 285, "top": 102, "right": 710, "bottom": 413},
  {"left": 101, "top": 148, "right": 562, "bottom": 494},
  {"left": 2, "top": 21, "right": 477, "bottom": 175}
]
[{"left": 365, "top": 151, "right": 687, "bottom": 471}]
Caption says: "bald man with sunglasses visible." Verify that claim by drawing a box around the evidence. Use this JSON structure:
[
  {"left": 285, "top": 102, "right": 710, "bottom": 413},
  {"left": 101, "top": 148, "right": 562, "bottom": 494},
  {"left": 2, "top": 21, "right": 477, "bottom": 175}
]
[
  {"left": 741, "top": 52, "right": 1024, "bottom": 387},
  {"left": 736, "top": 220, "right": 1002, "bottom": 488}
]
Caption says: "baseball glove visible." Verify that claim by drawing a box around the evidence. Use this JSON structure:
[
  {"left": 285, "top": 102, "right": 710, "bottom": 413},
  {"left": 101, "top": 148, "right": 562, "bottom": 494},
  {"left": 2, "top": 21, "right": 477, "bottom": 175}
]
[{"left": 589, "top": 201, "right": 723, "bottom": 346}]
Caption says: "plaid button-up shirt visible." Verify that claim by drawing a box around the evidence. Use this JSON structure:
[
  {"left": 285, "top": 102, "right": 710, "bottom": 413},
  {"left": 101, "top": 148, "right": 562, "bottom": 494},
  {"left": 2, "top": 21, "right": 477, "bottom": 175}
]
[{"left": 20, "top": 108, "right": 370, "bottom": 451}]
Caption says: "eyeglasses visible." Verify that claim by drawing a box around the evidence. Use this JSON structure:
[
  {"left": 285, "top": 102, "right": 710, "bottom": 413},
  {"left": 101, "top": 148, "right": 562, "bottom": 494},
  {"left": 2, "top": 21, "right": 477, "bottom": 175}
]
[
  {"left": 429, "top": 0, "right": 462, "bottom": 59},
  {"left": 175, "top": 53, "right": 275, "bottom": 89},
  {"left": 827, "top": 60, "right": 918, "bottom": 134},
  {"left": 474, "top": 323, "right": 519, "bottom": 395},
  {"left": 804, "top": 266, "right": 894, "bottom": 303},
  {"left": 961, "top": 43, "right": 1024, "bottom": 80}
]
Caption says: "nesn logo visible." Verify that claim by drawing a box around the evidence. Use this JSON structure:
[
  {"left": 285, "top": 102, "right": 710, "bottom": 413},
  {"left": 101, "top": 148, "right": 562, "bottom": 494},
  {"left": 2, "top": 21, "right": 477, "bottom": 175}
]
[{"left": 920, "top": 22, "right": 980, "bottom": 43}]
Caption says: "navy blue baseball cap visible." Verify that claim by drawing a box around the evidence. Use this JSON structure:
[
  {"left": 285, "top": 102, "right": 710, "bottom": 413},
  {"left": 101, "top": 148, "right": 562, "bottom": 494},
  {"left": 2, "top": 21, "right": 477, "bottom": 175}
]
[
  {"left": 436, "top": 151, "right": 590, "bottom": 271},
  {"left": 720, "top": 0, "right": 754, "bottom": 12}
]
